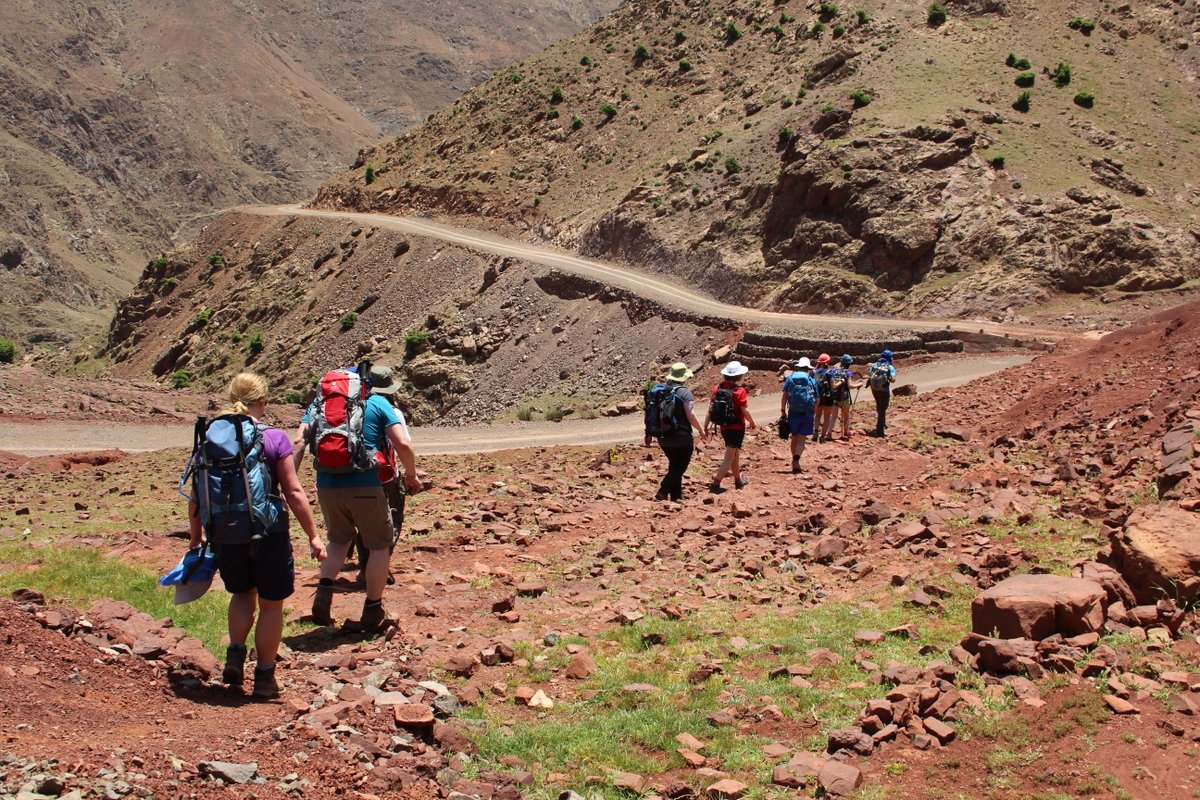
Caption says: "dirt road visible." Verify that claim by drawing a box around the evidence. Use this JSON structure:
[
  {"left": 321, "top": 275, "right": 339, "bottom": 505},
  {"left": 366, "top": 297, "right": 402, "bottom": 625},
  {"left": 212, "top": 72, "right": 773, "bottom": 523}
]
[
  {"left": 249, "top": 205, "right": 1085, "bottom": 342},
  {"left": 0, "top": 355, "right": 1030, "bottom": 457}
]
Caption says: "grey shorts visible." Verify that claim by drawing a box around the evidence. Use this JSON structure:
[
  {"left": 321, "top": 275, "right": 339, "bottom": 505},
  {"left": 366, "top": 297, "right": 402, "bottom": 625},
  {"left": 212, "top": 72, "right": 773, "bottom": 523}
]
[{"left": 316, "top": 486, "right": 393, "bottom": 550}]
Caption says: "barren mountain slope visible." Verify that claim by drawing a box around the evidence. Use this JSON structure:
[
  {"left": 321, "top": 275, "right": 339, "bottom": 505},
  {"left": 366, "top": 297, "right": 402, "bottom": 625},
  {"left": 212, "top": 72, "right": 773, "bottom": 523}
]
[
  {"left": 314, "top": 0, "right": 1200, "bottom": 319},
  {"left": 0, "top": 0, "right": 617, "bottom": 346}
]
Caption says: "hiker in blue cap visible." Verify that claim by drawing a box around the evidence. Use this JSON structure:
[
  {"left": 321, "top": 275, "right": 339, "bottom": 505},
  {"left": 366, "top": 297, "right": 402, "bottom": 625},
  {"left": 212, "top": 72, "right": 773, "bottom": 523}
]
[{"left": 867, "top": 350, "right": 897, "bottom": 437}]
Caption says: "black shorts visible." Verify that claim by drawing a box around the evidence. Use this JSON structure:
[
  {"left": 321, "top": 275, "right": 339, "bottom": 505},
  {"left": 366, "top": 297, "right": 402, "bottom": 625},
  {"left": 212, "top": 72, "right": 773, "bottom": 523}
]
[
  {"left": 216, "top": 531, "right": 295, "bottom": 601},
  {"left": 721, "top": 428, "right": 746, "bottom": 449}
]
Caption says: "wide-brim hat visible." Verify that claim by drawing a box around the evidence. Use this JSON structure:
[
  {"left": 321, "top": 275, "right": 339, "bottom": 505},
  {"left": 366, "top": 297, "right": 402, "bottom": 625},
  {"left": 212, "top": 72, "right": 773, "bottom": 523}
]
[
  {"left": 665, "top": 362, "right": 694, "bottom": 382},
  {"left": 369, "top": 365, "right": 401, "bottom": 395},
  {"left": 720, "top": 361, "right": 749, "bottom": 378},
  {"left": 816, "top": 353, "right": 831, "bottom": 365},
  {"left": 794, "top": 357, "right": 812, "bottom": 369},
  {"left": 840, "top": 354, "right": 853, "bottom": 365},
  {"left": 173, "top": 579, "right": 214, "bottom": 605},
  {"left": 881, "top": 349, "right": 894, "bottom": 361},
  {"left": 160, "top": 546, "right": 219, "bottom": 605}
]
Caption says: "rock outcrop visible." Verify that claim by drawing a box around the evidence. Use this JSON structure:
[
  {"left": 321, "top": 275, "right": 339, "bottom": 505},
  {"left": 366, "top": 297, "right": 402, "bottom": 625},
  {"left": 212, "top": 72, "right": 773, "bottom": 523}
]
[{"left": 1107, "top": 505, "right": 1200, "bottom": 604}]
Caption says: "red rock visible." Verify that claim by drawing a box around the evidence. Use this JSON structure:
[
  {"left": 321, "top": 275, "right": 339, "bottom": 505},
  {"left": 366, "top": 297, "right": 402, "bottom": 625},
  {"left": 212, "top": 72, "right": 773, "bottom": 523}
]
[
  {"left": 706, "top": 779, "right": 747, "bottom": 799},
  {"left": 678, "top": 749, "right": 706, "bottom": 767},
  {"left": 1103, "top": 694, "right": 1139, "bottom": 714},
  {"left": 611, "top": 772, "right": 646, "bottom": 793},
  {"left": 817, "top": 761, "right": 863, "bottom": 796},
  {"left": 1108, "top": 505, "right": 1200, "bottom": 604},
  {"left": 513, "top": 686, "right": 536, "bottom": 705},
  {"left": 787, "top": 751, "right": 827, "bottom": 775},
  {"left": 771, "top": 765, "right": 806, "bottom": 788},
  {"left": 923, "top": 717, "right": 956, "bottom": 744},
  {"left": 444, "top": 653, "right": 477, "bottom": 677},
  {"left": 677, "top": 732, "right": 707, "bottom": 751},
  {"left": 393, "top": 703, "right": 435, "bottom": 727},
  {"left": 971, "top": 574, "right": 1107, "bottom": 640},
  {"left": 565, "top": 653, "right": 596, "bottom": 680},
  {"left": 516, "top": 581, "right": 547, "bottom": 597}
]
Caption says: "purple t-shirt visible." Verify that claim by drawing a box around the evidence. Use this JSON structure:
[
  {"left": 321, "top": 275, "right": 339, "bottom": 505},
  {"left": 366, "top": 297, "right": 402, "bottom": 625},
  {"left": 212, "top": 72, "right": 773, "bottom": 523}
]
[{"left": 261, "top": 427, "right": 293, "bottom": 478}]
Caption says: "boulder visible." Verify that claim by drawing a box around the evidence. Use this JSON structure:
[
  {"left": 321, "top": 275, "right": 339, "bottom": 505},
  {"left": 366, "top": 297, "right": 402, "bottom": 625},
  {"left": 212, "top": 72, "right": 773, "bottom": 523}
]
[
  {"left": 1107, "top": 505, "right": 1200, "bottom": 604},
  {"left": 1072, "top": 561, "right": 1136, "bottom": 608},
  {"left": 971, "top": 574, "right": 1107, "bottom": 640},
  {"left": 817, "top": 761, "right": 863, "bottom": 796}
]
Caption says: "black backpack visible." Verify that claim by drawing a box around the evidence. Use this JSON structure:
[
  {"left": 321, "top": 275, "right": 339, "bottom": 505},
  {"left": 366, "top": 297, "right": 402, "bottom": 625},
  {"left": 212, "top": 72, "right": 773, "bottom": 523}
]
[
  {"left": 709, "top": 386, "right": 740, "bottom": 426},
  {"left": 816, "top": 370, "right": 834, "bottom": 405},
  {"left": 644, "top": 383, "right": 688, "bottom": 437}
]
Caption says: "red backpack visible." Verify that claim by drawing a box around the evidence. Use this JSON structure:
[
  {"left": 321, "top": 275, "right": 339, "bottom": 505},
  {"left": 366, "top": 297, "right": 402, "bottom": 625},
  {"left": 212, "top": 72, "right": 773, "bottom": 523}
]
[{"left": 309, "top": 364, "right": 376, "bottom": 473}]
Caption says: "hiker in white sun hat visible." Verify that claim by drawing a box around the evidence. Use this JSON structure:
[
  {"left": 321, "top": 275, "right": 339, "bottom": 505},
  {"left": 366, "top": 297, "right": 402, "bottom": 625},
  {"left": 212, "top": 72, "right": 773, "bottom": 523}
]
[
  {"left": 780, "top": 357, "right": 818, "bottom": 473},
  {"left": 703, "top": 361, "right": 756, "bottom": 493}
]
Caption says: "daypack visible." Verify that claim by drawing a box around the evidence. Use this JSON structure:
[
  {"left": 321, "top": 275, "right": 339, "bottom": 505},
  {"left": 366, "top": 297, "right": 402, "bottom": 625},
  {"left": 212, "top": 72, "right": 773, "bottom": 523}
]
[
  {"left": 869, "top": 361, "right": 892, "bottom": 392},
  {"left": 709, "top": 385, "right": 740, "bottom": 426},
  {"left": 816, "top": 369, "right": 834, "bottom": 405},
  {"left": 181, "top": 414, "right": 283, "bottom": 545},
  {"left": 786, "top": 373, "right": 816, "bottom": 415},
  {"left": 309, "top": 364, "right": 376, "bottom": 473},
  {"left": 644, "top": 383, "right": 688, "bottom": 437}
]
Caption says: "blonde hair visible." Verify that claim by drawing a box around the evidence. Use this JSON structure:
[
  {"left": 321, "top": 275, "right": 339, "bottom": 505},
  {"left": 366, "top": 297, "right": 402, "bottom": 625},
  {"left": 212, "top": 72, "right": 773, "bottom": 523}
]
[{"left": 226, "top": 372, "right": 268, "bottom": 415}]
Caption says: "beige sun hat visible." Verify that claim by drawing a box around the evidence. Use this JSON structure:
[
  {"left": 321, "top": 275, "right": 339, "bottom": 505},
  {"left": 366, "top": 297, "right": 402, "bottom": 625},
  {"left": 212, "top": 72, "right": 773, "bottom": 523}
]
[
  {"left": 665, "top": 362, "right": 694, "bottom": 382},
  {"left": 720, "top": 361, "right": 749, "bottom": 378},
  {"left": 369, "top": 365, "right": 400, "bottom": 395}
]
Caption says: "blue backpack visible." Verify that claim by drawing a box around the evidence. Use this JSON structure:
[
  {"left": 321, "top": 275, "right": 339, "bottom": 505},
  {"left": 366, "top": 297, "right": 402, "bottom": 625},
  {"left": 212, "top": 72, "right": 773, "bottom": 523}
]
[
  {"left": 644, "top": 383, "right": 688, "bottom": 437},
  {"left": 181, "top": 414, "right": 283, "bottom": 545},
  {"left": 786, "top": 373, "right": 816, "bottom": 415}
]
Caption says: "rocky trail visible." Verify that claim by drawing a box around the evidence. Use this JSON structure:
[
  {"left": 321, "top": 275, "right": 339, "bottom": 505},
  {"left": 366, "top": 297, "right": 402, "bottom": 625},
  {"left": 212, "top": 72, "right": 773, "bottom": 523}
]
[{"left": 2, "top": 301, "right": 1199, "bottom": 800}]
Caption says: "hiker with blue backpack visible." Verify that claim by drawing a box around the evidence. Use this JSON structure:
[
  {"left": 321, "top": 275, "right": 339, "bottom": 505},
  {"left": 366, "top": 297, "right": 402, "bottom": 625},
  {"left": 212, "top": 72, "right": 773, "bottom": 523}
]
[
  {"left": 296, "top": 363, "right": 423, "bottom": 633},
  {"left": 183, "top": 372, "right": 326, "bottom": 699},
  {"left": 868, "top": 350, "right": 898, "bottom": 437},
  {"left": 831, "top": 354, "right": 858, "bottom": 440},
  {"left": 781, "top": 357, "right": 818, "bottom": 473},
  {"left": 644, "top": 362, "right": 706, "bottom": 501},
  {"left": 703, "top": 360, "right": 756, "bottom": 493},
  {"left": 813, "top": 353, "right": 836, "bottom": 443}
]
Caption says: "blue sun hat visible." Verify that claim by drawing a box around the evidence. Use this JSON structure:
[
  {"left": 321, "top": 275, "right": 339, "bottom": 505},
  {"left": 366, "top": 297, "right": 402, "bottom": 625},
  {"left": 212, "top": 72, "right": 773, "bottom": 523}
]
[
  {"left": 160, "top": 544, "right": 218, "bottom": 605},
  {"left": 881, "top": 349, "right": 894, "bottom": 362},
  {"left": 840, "top": 354, "right": 853, "bottom": 365}
]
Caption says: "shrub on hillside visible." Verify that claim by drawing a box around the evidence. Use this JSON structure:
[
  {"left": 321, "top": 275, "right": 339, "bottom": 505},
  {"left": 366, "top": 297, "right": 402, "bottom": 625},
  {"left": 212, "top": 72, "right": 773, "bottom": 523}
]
[
  {"left": 281, "top": 389, "right": 307, "bottom": 407},
  {"left": 633, "top": 44, "right": 650, "bottom": 62},
  {"left": 989, "top": 154, "right": 1006, "bottom": 169},
  {"left": 819, "top": 2, "right": 839, "bottom": 19},
  {"left": 364, "top": 165, "right": 376, "bottom": 185},
  {"left": 248, "top": 333, "right": 264, "bottom": 357},
  {"left": 1014, "top": 72, "right": 1035, "bottom": 87},
  {"left": 811, "top": 21, "right": 826, "bottom": 36},
  {"left": 149, "top": 255, "right": 169, "bottom": 269},
  {"left": 724, "top": 156, "right": 741, "bottom": 175},
  {"left": 928, "top": 2, "right": 947, "bottom": 26},
  {"left": 599, "top": 102, "right": 617, "bottom": 118},
  {"left": 170, "top": 370, "right": 193, "bottom": 389},
  {"left": 780, "top": 12, "right": 795, "bottom": 23},
  {"left": 850, "top": 88, "right": 872, "bottom": 107},
  {"left": 545, "top": 108, "right": 560, "bottom": 120},
  {"left": 778, "top": 126, "right": 796, "bottom": 144},
  {"left": 1007, "top": 54, "right": 1032, "bottom": 69},
  {"left": 0, "top": 336, "right": 16, "bottom": 364},
  {"left": 1073, "top": 91, "right": 1095, "bottom": 108},
  {"left": 571, "top": 115, "right": 584, "bottom": 130},
  {"left": 549, "top": 85, "right": 564, "bottom": 104},
  {"left": 678, "top": 58, "right": 693, "bottom": 72},
  {"left": 674, "top": 29, "right": 687, "bottom": 44},
  {"left": 339, "top": 312, "right": 358, "bottom": 331},
  {"left": 1068, "top": 17, "right": 1096, "bottom": 35},
  {"left": 194, "top": 308, "right": 213, "bottom": 328},
  {"left": 855, "top": 9, "right": 871, "bottom": 24},
  {"left": 1052, "top": 62, "right": 1072, "bottom": 87},
  {"left": 580, "top": 55, "right": 592, "bottom": 66},
  {"left": 767, "top": 23, "right": 786, "bottom": 38},
  {"left": 833, "top": 23, "right": 846, "bottom": 37},
  {"left": 207, "top": 252, "right": 224, "bottom": 269},
  {"left": 725, "top": 21, "right": 742, "bottom": 42},
  {"left": 1012, "top": 91, "right": 1032, "bottom": 112}
]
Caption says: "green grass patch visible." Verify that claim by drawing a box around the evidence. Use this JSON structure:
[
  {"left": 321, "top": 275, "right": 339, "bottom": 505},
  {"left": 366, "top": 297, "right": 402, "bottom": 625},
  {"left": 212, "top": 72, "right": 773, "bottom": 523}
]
[
  {"left": 463, "top": 595, "right": 978, "bottom": 797},
  {"left": 0, "top": 542, "right": 228, "bottom": 653}
]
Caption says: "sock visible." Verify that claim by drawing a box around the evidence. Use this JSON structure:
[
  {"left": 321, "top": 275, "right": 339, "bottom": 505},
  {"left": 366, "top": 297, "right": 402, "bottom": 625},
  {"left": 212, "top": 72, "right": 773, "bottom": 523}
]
[
  {"left": 318, "top": 578, "right": 334, "bottom": 587},
  {"left": 365, "top": 598, "right": 383, "bottom": 609},
  {"left": 255, "top": 662, "right": 276, "bottom": 673},
  {"left": 227, "top": 642, "right": 247, "bottom": 653}
]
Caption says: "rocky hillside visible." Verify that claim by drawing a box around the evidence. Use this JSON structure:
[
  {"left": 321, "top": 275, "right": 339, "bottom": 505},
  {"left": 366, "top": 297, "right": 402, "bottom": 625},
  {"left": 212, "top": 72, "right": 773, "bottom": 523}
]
[
  {"left": 313, "top": 0, "right": 1200, "bottom": 319},
  {"left": 0, "top": 0, "right": 616, "bottom": 346}
]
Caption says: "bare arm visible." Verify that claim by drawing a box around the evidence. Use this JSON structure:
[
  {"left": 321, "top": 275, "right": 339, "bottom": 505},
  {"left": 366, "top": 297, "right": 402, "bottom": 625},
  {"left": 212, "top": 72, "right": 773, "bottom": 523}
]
[
  {"left": 780, "top": 389, "right": 789, "bottom": 417},
  {"left": 292, "top": 422, "right": 310, "bottom": 470},
  {"left": 187, "top": 499, "right": 202, "bottom": 548},
  {"left": 385, "top": 423, "right": 423, "bottom": 495},
  {"left": 276, "top": 453, "right": 325, "bottom": 561}
]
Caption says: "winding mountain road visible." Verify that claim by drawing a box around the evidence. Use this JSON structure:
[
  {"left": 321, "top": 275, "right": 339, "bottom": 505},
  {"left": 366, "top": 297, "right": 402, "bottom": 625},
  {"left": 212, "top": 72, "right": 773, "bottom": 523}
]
[{"left": 249, "top": 205, "right": 1086, "bottom": 342}]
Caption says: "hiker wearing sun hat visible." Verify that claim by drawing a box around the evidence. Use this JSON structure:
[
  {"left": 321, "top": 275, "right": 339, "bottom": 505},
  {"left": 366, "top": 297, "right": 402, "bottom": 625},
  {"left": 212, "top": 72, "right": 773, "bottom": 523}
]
[
  {"left": 868, "top": 349, "right": 898, "bottom": 437},
  {"left": 643, "top": 362, "right": 705, "bottom": 501},
  {"left": 780, "top": 357, "right": 818, "bottom": 473},
  {"left": 703, "top": 361, "right": 757, "bottom": 493},
  {"left": 832, "top": 353, "right": 858, "bottom": 440},
  {"left": 813, "top": 353, "right": 836, "bottom": 443}
]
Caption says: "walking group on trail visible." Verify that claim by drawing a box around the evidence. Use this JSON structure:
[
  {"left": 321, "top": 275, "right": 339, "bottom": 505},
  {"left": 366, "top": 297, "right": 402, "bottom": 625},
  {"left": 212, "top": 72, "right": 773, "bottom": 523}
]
[
  {"left": 645, "top": 350, "right": 898, "bottom": 501},
  {"left": 175, "top": 363, "right": 424, "bottom": 698}
]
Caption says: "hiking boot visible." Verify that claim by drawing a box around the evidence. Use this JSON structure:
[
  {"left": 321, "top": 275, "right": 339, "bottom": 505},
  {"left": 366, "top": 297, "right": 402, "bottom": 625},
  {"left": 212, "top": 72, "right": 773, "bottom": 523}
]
[
  {"left": 311, "top": 584, "right": 334, "bottom": 626},
  {"left": 346, "top": 601, "right": 393, "bottom": 634},
  {"left": 654, "top": 490, "right": 669, "bottom": 501},
  {"left": 811, "top": 434, "right": 820, "bottom": 443},
  {"left": 734, "top": 477, "right": 749, "bottom": 490},
  {"left": 791, "top": 460, "right": 802, "bottom": 474},
  {"left": 222, "top": 643, "right": 247, "bottom": 688},
  {"left": 708, "top": 482, "right": 725, "bottom": 494},
  {"left": 251, "top": 665, "right": 280, "bottom": 699}
]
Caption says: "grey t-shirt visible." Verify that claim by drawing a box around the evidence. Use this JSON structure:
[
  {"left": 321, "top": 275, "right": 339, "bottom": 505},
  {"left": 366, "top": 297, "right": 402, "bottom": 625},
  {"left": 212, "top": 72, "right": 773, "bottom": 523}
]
[{"left": 660, "top": 383, "right": 695, "bottom": 447}]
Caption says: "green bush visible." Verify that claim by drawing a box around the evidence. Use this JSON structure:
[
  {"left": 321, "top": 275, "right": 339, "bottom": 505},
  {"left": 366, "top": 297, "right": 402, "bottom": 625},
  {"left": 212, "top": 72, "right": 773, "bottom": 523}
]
[
  {"left": 850, "top": 88, "right": 872, "bottom": 107},
  {"left": 833, "top": 23, "right": 846, "bottom": 37},
  {"left": 1011, "top": 56, "right": 1031, "bottom": 70},
  {"left": 403, "top": 329, "right": 430, "bottom": 347},
  {"left": 364, "top": 165, "right": 376, "bottom": 185},
  {"left": 780, "top": 97, "right": 794, "bottom": 108},
  {"left": 1052, "top": 62, "right": 1072, "bottom": 87},
  {"left": 571, "top": 115, "right": 584, "bottom": 130},
  {"left": 170, "top": 370, "right": 193, "bottom": 389},
  {"left": 207, "top": 252, "right": 224, "bottom": 269},
  {"left": 820, "top": 103, "right": 835, "bottom": 113},
  {"left": 1068, "top": 17, "right": 1096, "bottom": 34},
  {"left": 149, "top": 256, "right": 169, "bottom": 269},
  {"left": 797, "top": 88, "right": 808, "bottom": 100},
  {"left": 811, "top": 21, "right": 826, "bottom": 35},
  {"left": 767, "top": 23, "right": 786, "bottom": 38},
  {"left": 725, "top": 21, "right": 742, "bottom": 42},
  {"left": 0, "top": 336, "right": 16, "bottom": 364},
  {"left": 819, "top": 2, "right": 839, "bottom": 18},
  {"left": 778, "top": 126, "right": 796, "bottom": 144},
  {"left": 159, "top": 277, "right": 179, "bottom": 289},
  {"left": 724, "top": 156, "right": 741, "bottom": 175},
  {"left": 704, "top": 129, "right": 724, "bottom": 143},
  {"left": 248, "top": 333, "right": 264, "bottom": 356},
  {"left": 674, "top": 29, "right": 687, "bottom": 44},
  {"left": 548, "top": 85, "right": 564, "bottom": 104},
  {"left": 580, "top": 55, "right": 592, "bottom": 66},
  {"left": 1012, "top": 91, "right": 1032, "bottom": 112},
  {"left": 516, "top": 406, "right": 534, "bottom": 422},
  {"left": 281, "top": 390, "right": 308, "bottom": 407},
  {"left": 1073, "top": 91, "right": 1095, "bottom": 108},
  {"left": 855, "top": 9, "right": 871, "bottom": 24},
  {"left": 780, "top": 12, "right": 795, "bottom": 23},
  {"left": 1014, "top": 72, "right": 1035, "bottom": 87},
  {"left": 928, "top": 1, "right": 947, "bottom": 26},
  {"left": 546, "top": 108, "right": 560, "bottom": 120},
  {"left": 633, "top": 44, "right": 650, "bottom": 62},
  {"left": 678, "top": 58, "right": 693, "bottom": 72},
  {"left": 598, "top": 102, "right": 617, "bottom": 118},
  {"left": 339, "top": 311, "right": 358, "bottom": 331},
  {"left": 1005, "top": 52, "right": 1017, "bottom": 67},
  {"left": 194, "top": 308, "right": 213, "bottom": 328},
  {"left": 989, "top": 154, "right": 1006, "bottom": 169}
]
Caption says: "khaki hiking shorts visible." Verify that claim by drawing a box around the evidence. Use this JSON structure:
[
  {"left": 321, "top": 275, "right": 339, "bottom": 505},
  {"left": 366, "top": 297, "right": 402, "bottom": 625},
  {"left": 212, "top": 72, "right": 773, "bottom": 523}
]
[{"left": 317, "top": 486, "right": 393, "bottom": 550}]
